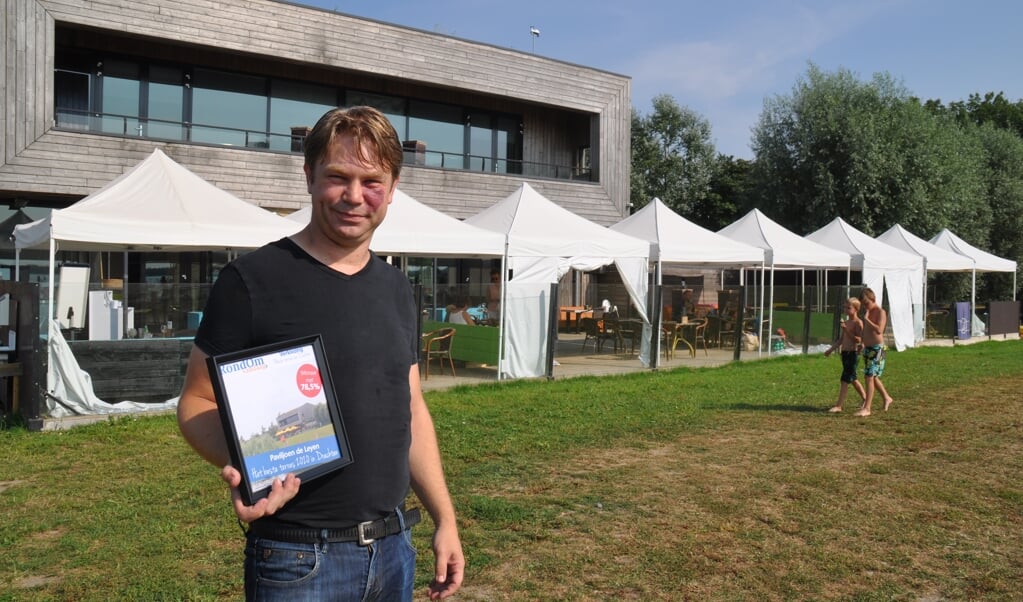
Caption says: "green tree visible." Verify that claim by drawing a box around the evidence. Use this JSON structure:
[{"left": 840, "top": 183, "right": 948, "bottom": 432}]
[
  {"left": 750, "top": 64, "right": 987, "bottom": 238},
  {"left": 972, "top": 123, "right": 1023, "bottom": 299},
  {"left": 928, "top": 92, "right": 1023, "bottom": 140},
  {"left": 699, "top": 155, "right": 752, "bottom": 230},
  {"left": 630, "top": 95, "right": 717, "bottom": 216}
]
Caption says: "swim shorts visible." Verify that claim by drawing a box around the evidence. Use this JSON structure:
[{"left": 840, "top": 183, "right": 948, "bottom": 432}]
[
  {"left": 840, "top": 350, "right": 859, "bottom": 383},
  {"left": 862, "top": 344, "right": 886, "bottom": 377}
]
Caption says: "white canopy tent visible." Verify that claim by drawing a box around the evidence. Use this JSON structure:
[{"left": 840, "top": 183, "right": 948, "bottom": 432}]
[
  {"left": 805, "top": 218, "right": 924, "bottom": 350},
  {"left": 15, "top": 149, "right": 300, "bottom": 254},
  {"left": 929, "top": 229, "right": 1018, "bottom": 332},
  {"left": 466, "top": 183, "right": 650, "bottom": 378},
  {"left": 611, "top": 198, "right": 766, "bottom": 266},
  {"left": 610, "top": 198, "right": 765, "bottom": 360},
  {"left": 877, "top": 225, "right": 976, "bottom": 272},
  {"left": 718, "top": 209, "right": 851, "bottom": 353},
  {"left": 13, "top": 148, "right": 302, "bottom": 416},
  {"left": 291, "top": 189, "right": 509, "bottom": 376},
  {"left": 877, "top": 224, "right": 975, "bottom": 339},
  {"left": 286, "top": 188, "right": 507, "bottom": 259}
]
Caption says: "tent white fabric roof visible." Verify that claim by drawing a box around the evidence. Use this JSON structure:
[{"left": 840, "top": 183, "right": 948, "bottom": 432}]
[
  {"left": 610, "top": 198, "right": 764, "bottom": 265},
  {"left": 806, "top": 218, "right": 923, "bottom": 272},
  {"left": 876, "top": 224, "right": 975, "bottom": 272},
  {"left": 716, "top": 209, "right": 850, "bottom": 356},
  {"left": 718, "top": 209, "right": 851, "bottom": 268},
  {"left": 929, "top": 228, "right": 1018, "bottom": 329},
  {"left": 14, "top": 149, "right": 300, "bottom": 252},
  {"left": 929, "top": 229, "right": 1017, "bottom": 273},
  {"left": 466, "top": 183, "right": 650, "bottom": 378},
  {"left": 806, "top": 218, "right": 924, "bottom": 350},
  {"left": 287, "top": 189, "right": 505, "bottom": 258}
]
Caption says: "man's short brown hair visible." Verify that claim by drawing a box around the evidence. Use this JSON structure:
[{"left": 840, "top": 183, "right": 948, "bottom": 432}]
[{"left": 303, "top": 106, "right": 402, "bottom": 181}]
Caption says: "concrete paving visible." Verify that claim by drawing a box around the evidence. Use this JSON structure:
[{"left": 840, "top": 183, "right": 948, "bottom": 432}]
[{"left": 419, "top": 331, "right": 742, "bottom": 391}]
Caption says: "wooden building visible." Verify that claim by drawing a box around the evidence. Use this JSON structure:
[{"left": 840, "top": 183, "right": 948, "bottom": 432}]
[
  {"left": 1, "top": 0, "right": 634, "bottom": 415},
  {"left": 1, "top": 0, "right": 632, "bottom": 221}
]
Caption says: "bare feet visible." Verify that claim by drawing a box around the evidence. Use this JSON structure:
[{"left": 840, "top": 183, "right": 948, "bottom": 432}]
[
  {"left": 828, "top": 406, "right": 843, "bottom": 413},
  {"left": 883, "top": 397, "right": 894, "bottom": 411},
  {"left": 853, "top": 408, "right": 871, "bottom": 417}
]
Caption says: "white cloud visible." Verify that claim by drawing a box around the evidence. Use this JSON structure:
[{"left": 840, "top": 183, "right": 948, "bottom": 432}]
[{"left": 624, "top": 1, "right": 892, "bottom": 105}]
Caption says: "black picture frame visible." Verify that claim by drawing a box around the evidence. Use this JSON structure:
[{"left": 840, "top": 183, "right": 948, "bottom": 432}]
[{"left": 206, "top": 334, "right": 352, "bottom": 506}]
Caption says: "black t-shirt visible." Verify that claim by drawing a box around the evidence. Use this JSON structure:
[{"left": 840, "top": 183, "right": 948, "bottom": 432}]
[{"left": 195, "top": 238, "right": 418, "bottom": 529}]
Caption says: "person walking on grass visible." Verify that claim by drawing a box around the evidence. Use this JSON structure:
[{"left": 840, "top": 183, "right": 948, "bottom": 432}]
[
  {"left": 824, "top": 297, "right": 867, "bottom": 413},
  {"left": 856, "top": 287, "right": 894, "bottom": 417}
]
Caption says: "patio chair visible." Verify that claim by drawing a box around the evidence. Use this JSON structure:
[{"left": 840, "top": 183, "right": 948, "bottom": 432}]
[
  {"left": 693, "top": 318, "right": 709, "bottom": 355},
  {"left": 421, "top": 327, "right": 456, "bottom": 380},
  {"left": 601, "top": 312, "right": 628, "bottom": 354},
  {"left": 580, "top": 317, "right": 615, "bottom": 353}
]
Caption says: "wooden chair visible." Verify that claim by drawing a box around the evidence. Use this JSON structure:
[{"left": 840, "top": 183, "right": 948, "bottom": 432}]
[{"left": 421, "top": 327, "right": 456, "bottom": 380}]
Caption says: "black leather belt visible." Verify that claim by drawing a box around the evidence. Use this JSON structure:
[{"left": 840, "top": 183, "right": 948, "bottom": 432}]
[{"left": 248, "top": 507, "right": 421, "bottom": 546}]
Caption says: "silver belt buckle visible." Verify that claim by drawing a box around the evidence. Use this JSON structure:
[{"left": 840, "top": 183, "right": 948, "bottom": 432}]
[{"left": 357, "top": 521, "right": 375, "bottom": 546}]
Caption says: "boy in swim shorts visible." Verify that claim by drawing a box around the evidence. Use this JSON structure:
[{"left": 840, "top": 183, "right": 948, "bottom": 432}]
[{"left": 824, "top": 298, "right": 866, "bottom": 412}]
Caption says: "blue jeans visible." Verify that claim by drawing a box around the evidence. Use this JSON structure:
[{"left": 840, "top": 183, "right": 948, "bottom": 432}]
[{"left": 243, "top": 512, "right": 417, "bottom": 601}]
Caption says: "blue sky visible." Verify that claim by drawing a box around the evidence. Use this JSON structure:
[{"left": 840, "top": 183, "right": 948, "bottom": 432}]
[{"left": 300, "top": 0, "right": 1023, "bottom": 159}]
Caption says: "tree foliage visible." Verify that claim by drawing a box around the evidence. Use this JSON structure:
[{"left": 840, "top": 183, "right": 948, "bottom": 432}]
[
  {"left": 926, "top": 92, "right": 1023, "bottom": 139},
  {"left": 700, "top": 155, "right": 752, "bottom": 231},
  {"left": 749, "top": 64, "right": 988, "bottom": 238},
  {"left": 630, "top": 95, "right": 717, "bottom": 219},
  {"left": 630, "top": 68, "right": 1022, "bottom": 300},
  {"left": 746, "top": 64, "right": 1023, "bottom": 300}
]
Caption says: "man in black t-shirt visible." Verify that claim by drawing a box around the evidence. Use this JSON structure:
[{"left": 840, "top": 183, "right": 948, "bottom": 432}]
[{"left": 177, "top": 107, "right": 464, "bottom": 601}]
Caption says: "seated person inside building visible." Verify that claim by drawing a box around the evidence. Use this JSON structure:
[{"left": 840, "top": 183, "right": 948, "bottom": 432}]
[{"left": 447, "top": 295, "right": 476, "bottom": 325}]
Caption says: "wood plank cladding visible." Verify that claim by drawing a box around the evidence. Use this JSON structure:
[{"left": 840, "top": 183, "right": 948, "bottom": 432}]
[
  {"left": 2, "top": 0, "right": 633, "bottom": 224},
  {"left": 67, "top": 338, "right": 192, "bottom": 404}
]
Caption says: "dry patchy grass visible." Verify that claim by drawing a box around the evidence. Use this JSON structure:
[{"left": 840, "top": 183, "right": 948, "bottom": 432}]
[{"left": 451, "top": 372, "right": 1023, "bottom": 601}]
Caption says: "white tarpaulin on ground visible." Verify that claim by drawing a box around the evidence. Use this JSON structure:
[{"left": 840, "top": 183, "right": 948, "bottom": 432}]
[
  {"left": 466, "top": 183, "right": 650, "bottom": 378},
  {"left": 806, "top": 218, "right": 924, "bottom": 350},
  {"left": 45, "top": 320, "right": 178, "bottom": 417}
]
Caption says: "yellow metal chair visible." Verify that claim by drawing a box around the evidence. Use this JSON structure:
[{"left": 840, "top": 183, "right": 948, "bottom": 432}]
[{"left": 421, "top": 327, "right": 456, "bottom": 380}]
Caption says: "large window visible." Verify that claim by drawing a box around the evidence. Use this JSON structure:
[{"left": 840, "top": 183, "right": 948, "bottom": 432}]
[
  {"left": 54, "top": 69, "right": 91, "bottom": 130},
  {"left": 147, "top": 65, "right": 185, "bottom": 140},
  {"left": 408, "top": 100, "right": 464, "bottom": 169},
  {"left": 99, "top": 59, "right": 141, "bottom": 135},
  {"left": 191, "top": 68, "right": 267, "bottom": 147},
  {"left": 53, "top": 51, "right": 551, "bottom": 178},
  {"left": 270, "top": 80, "right": 337, "bottom": 152},
  {"left": 346, "top": 91, "right": 407, "bottom": 140}
]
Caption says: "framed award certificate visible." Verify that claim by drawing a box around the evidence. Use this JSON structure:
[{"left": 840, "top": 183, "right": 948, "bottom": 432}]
[{"left": 206, "top": 334, "right": 352, "bottom": 505}]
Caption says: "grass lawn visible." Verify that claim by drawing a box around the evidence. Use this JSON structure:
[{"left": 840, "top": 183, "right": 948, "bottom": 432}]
[{"left": 1, "top": 340, "right": 1021, "bottom": 600}]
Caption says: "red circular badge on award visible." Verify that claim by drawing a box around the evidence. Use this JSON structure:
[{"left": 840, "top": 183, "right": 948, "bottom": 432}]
[{"left": 296, "top": 364, "right": 323, "bottom": 398}]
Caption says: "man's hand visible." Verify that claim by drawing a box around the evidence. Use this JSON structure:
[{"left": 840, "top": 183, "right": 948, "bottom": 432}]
[
  {"left": 427, "top": 522, "right": 464, "bottom": 600},
  {"left": 220, "top": 466, "right": 301, "bottom": 523}
]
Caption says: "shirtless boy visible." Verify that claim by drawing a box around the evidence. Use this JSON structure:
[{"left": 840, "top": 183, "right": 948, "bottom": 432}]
[
  {"left": 857, "top": 287, "right": 894, "bottom": 417},
  {"left": 824, "top": 297, "right": 866, "bottom": 413}
]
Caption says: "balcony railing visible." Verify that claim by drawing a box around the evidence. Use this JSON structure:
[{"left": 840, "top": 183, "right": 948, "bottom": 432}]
[{"left": 54, "top": 108, "right": 594, "bottom": 182}]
